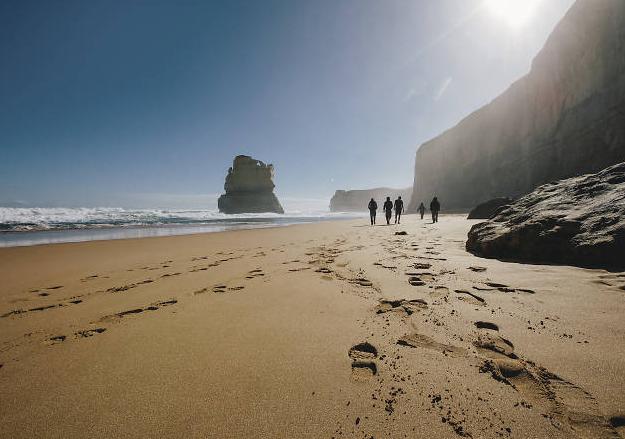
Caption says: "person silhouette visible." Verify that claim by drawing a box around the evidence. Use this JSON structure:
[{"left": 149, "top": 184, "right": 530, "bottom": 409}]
[
  {"left": 367, "top": 198, "right": 378, "bottom": 225},
  {"left": 394, "top": 196, "right": 404, "bottom": 224},
  {"left": 418, "top": 202, "right": 426, "bottom": 220},
  {"left": 383, "top": 196, "right": 393, "bottom": 225},
  {"left": 430, "top": 197, "right": 441, "bottom": 223}
]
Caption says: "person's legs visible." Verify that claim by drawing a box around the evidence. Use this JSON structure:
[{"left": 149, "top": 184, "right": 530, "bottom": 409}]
[
  {"left": 386, "top": 211, "right": 391, "bottom": 225},
  {"left": 370, "top": 211, "right": 374, "bottom": 225},
  {"left": 434, "top": 211, "right": 439, "bottom": 222},
  {"left": 397, "top": 212, "right": 401, "bottom": 224}
]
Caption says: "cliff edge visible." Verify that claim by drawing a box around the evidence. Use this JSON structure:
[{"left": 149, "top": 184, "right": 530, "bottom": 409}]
[
  {"left": 330, "top": 187, "right": 411, "bottom": 212},
  {"left": 409, "top": 0, "right": 625, "bottom": 211}
]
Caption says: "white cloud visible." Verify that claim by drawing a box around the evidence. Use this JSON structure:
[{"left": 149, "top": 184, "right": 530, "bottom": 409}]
[{"left": 434, "top": 77, "right": 453, "bottom": 101}]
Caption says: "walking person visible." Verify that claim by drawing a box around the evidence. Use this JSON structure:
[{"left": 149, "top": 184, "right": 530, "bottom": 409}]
[
  {"left": 418, "top": 202, "right": 426, "bottom": 220},
  {"left": 430, "top": 196, "right": 441, "bottom": 223},
  {"left": 394, "top": 196, "right": 404, "bottom": 224},
  {"left": 368, "top": 198, "right": 378, "bottom": 225},
  {"left": 383, "top": 196, "right": 393, "bottom": 225}
]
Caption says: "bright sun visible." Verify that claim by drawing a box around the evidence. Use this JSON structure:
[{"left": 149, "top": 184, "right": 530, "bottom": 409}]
[{"left": 485, "top": 0, "right": 542, "bottom": 28}]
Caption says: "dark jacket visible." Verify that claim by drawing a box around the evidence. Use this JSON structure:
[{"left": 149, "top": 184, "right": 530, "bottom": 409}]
[
  {"left": 368, "top": 200, "right": 377, "bottom": 211},
  {"left": 383, "top": 200, "right": 393, "bottom": 212},
  {"left": 430, "top": 199, "right": 440, "bottom": 212},
  {"left": 394, "top": 199, "right": 404, "bottom": 212}
]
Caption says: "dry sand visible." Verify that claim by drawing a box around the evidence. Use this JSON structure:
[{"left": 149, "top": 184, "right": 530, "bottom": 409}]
[{"left": 1, "top": 215, "right": 624, "bottom": 438}]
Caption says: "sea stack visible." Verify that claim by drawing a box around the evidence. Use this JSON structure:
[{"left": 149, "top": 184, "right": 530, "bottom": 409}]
[{"left": 217, "top": 155, "right": 284, "bottom": 214}]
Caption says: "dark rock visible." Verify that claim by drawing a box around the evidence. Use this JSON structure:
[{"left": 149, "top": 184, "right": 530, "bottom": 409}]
[
  {"left": 330, "top": 187, "right": 411, "bottom": 212},
  {"left": 409, "top": 1, "right": 625, "bottom": 211},
  {"left": 466, "top": 162, "right": 625, "bottom": 269},
  {"left": 467, "top": 198, "right": 512, "bottom": 219},
  {"left": 218, "top": 155, "right": 284, "bottom": 214}
]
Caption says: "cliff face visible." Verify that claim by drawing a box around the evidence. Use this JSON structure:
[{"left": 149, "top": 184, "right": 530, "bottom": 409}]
[
  {"left": 330, "top": 187, "right": 411, "bottom": 212},
  {"left": 218, "top": 155, "right": 284, "bottom": 214},
  {"left": 409, "top": 0, "right": 625, "bottom": 211}
]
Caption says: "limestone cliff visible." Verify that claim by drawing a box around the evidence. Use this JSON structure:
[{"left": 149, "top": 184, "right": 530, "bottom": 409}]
[
  {"left": 330, "top": 187, "right": 411, "bottom": 212},
  {"left": 408, "top": 0, "right": 625, "bottom": 211},
  {"left": 218, "top": 155, "right": 284, "bottom": 214}
]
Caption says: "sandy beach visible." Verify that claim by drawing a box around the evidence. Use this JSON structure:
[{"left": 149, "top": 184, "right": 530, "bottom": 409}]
[{"left": 1, "top": 215, "right": 624, "bottom": 438}]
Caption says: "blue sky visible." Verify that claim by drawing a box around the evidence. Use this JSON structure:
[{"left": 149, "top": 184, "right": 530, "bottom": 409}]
[{"left": 0, "top": 0, "right": 575, "bottom": 208}]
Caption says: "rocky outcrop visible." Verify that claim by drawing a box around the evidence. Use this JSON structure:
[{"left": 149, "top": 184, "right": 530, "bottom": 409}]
[
  {"left": 467, "top": 198, "right": 512, "bottom": 220},
  {"left": 217, "top": 155, "right": 284, "bottom": 214},
  {"left": 409, "top": 0, "right": 625, "bottom": 212},
  {"left": 330, "top": 188, "right": 412, "bottom": 212},
  {"left": 466, "top": 162, "right": 625, "bottom": 269}
]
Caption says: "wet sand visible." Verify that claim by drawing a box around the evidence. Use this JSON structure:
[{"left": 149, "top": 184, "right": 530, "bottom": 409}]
[{"left": 1, "top": 215, "right": 624, "bottom": 438}]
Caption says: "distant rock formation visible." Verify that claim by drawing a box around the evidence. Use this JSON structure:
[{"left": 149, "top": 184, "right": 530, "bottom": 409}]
[
  {"left": 467, "top": 198, "right": 512, "bottom": 220},
  {"left": 466, "top": 162, "right": 625, "bottom": 269},
  {"left": 409, "top": 0, "right": 625, "bottom": 212},
  {"left": 217, "top": 155, "right": 284, "bottom": 214},
  {"left": 330, "top": 188, "right": 412, "bottom": 212}
]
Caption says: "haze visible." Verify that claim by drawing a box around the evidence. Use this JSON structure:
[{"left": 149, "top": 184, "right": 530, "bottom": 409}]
[{"left": 0, "top": 0, "right": 575, "bottom": 208}]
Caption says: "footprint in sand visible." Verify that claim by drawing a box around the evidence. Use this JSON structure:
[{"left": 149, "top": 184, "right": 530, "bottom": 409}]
[
  {"left": 474, "top": 321, "right": 499, "bottom": 331},
  {"left": 288, "top": 266, "right": 310, "bottom": 272},
  {"left": 480, "top": 351, "right": 620, "bottom": 438},
  {"left": 348, "top": 342, "right": 378, "bottom": 381},
  {"left": 595, "top": 273, "right": 625, "bottom": 291},
  {"left": 189, "top": 266, "right": 210, "bottom": 272},
  {"left": 373, "top": 262, "right": 397, "bottom": 270},
  {"left": 405, "top": 270, "right": 435, "bottom": 280},
  {"left": 397, "top": 333, "right": 464, "bottom": 357},
  {"left": 455, "top": 289, "right": 486, "bottom": 305},
  {"left": 375, "top": 298, "right": 427, "bottom": 316},
  {"left": 408, "top": 276, "right": 425, "bottom": 287},
  {"left": 246, "top": 269, "right": 265, "bottom": 279},
  {"left": 211, "top": 284, "right": 245, "bottom": 293},
  {"left": 430, "top": 286, "right": 449, "bottom": 299},
  {"left": 351, "top": 277, "right": 373, "bottom": 287},
  {"left": 412, "top": 263, "right": 432, "bottom": 270},
  {"left": 479, "top": 282, "right": 535, "bottom": 294},
  {"left": 103, "top": 299, "right": 178, "bottom": 320},
  {"left": 315, "top": 267, "right": 332, "bottom": 274},
  {"left": 75, "top": 328, "right": 106, "bottom": 338},
  {"left": 474, "top": 332, "right": 516, "bottom": 359},
  {"left": 47, "top": 335, "right": 67, "bottom": 345},
  {"left": 467, "top": 266, "right": 487, "bottom": 272},
  {"left": 609, "top": 416, "right": 625, "bottom": 435}
]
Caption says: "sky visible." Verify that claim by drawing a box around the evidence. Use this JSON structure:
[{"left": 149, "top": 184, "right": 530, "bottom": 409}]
[{"left": 0, "top": 0, "right": 575, "bottom": 208}]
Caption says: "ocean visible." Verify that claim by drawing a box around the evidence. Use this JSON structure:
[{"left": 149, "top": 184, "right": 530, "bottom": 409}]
[{"left": 0, "top": 206, "right": 364, "bottom": 247}]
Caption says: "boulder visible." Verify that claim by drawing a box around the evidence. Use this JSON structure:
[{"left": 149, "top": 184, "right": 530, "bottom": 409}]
[
  {"left": 467, "top": 198, "right": 512, "bottom": 220},
  {"left": 217, "top": 155, "right": 284, "bottom": 214},
  {"left": 408, "top": 0, "right": 625, "bottom": 211},
  {"left": 330, "top": 187, "right": 412, "bottom": 212},
  {"left": 466, "top": 162, "right": 625, "bottom": 269}
]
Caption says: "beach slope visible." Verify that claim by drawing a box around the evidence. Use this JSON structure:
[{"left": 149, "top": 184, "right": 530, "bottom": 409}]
[{"left": 1, "top": 216, "right": 624, "bottom": 438}]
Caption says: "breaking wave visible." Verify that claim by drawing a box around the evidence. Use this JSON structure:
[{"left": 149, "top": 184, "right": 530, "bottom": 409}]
[{"left": 0, "top": 207, "right": 361, "bottom": 232}]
